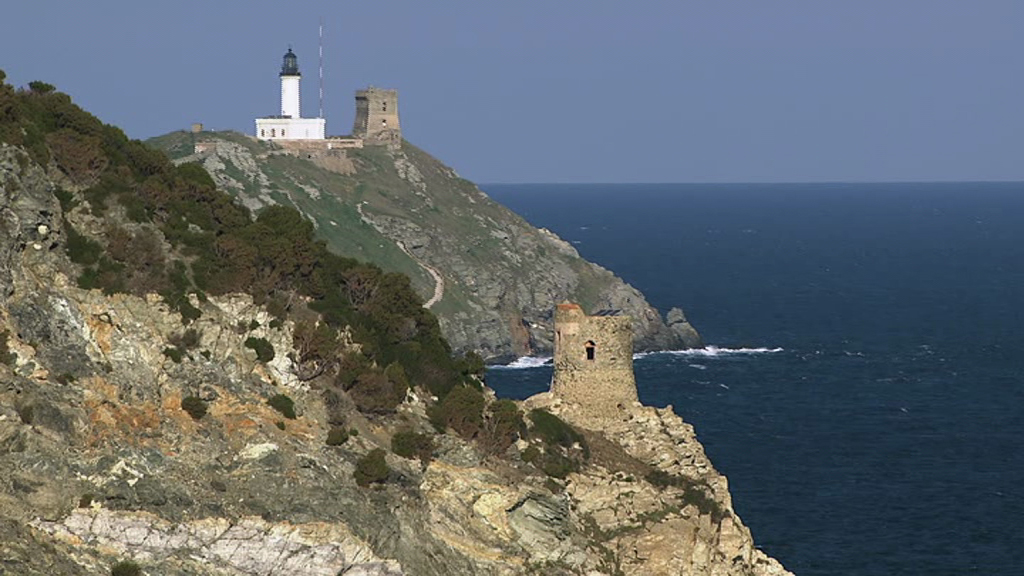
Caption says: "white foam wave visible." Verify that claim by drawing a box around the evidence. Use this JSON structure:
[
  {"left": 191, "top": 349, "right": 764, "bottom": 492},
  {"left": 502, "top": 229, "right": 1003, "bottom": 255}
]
[
  {"left": 491, "top": 356, "right": 553, "bottom": 370},
  {"left": 636, "top": 346, "right": 783, "bottom": 359}
]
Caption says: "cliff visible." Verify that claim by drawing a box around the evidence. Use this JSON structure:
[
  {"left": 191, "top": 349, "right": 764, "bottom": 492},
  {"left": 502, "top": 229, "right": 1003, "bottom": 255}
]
[
  {"left": 147, "top": 132, "right": 701, "bottom": 360},
  {"left": 0, "top": 80, "right": 788, "bottom": 575}
]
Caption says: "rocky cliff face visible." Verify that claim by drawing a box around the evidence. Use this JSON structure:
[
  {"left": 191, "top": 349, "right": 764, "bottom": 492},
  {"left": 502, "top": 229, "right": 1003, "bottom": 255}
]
[
  {"left": 0, "top": 142, "right": 788, "bottom": 576},
  {"left": 149, "top": 133, "right": 701, "bottom": 360}
]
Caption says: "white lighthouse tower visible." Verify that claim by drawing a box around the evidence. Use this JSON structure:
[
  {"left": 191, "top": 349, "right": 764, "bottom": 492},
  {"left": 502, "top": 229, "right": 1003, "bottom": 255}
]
[
  {"left": 280, "top": 48, "right": 301, "bottom": 119},
  {"left": 256, "top": 48, "right": 326, "bottom": 140}
]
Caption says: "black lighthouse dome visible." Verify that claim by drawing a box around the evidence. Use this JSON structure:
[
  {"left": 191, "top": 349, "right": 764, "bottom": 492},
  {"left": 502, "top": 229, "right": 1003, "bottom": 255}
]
[{"left": 280, "top": 48, "right": 300, "bottom": 76}]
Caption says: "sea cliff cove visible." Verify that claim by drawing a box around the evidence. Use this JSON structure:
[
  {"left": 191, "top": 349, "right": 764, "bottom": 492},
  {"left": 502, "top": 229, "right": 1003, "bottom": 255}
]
[{"left": 2, "top": 4, "right": 1022, "bottom": 575}]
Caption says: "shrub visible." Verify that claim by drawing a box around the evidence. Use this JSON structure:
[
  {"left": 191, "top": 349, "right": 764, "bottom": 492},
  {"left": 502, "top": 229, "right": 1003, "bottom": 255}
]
[
  {"left": 344, "top": 363, "right": 409, "bottom": 414},
  {"left": 541, "top": 452, "right": 574, "bottom": 479},
  {"left": 65, "top": 224, "right": 103, "bottom": 265},
  {"left": 267, "top": 393, "right": 296, "bottom": 419},
  {"left": 457, "top": 350, "right": 485, "bottom": 379},
  {"left": 326, "top": 426, "right": 350, "bottom": 446},
  {"left": 78, "top": 493, "right": 94, "bottom": 508},
  {"left": 354, "top": 448, "right": 389, "bottom": 487},
  {"left": 110, "top": 560, "right": 141, "bottom": 576},
  {"left": 244, "top": 337, "right": 275, "bottom": 362},
  {"left": 162, "top": 347, "right": 184, "bottom": 364},
  {"left": 28, "top": 81, "right": 55, "bottom": 94},
  {"left": 427, "top": 384, "right": 485, "bottom": 439},
  {"left": 180, "top": 395, "right": 207, "bottom": 420},
  {"left": 391, "top": 430, "right": 435, "bottom": 463},
  {"left": 481, "top": 399, "right": 525, "bottom": 454},
  {"left": 644, "top": 469, "right": 727, "bottom": 522},
  {"left": 529, "top": 409, "right": 584, "bottom": 450}
]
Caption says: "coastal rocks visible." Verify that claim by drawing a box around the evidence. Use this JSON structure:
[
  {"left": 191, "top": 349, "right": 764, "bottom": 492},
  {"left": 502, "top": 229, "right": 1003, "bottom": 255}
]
[
  {"left": 524, "top": 393, "right": 794, "bottom": 576},
  {"left": 667, "top": 306, "right": 704, "bottom": 349}
]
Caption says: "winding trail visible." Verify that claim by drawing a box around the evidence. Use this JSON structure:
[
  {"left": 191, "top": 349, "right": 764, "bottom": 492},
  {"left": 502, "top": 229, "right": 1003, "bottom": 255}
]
[{"left": 356, "top": 202, "right": 445, "bottom": 309}]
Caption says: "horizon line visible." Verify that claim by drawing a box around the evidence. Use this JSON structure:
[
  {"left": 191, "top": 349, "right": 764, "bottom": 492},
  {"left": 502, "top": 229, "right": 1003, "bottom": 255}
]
[{"left": 479, "top": 179, "right": 1024, "bottom": 186}]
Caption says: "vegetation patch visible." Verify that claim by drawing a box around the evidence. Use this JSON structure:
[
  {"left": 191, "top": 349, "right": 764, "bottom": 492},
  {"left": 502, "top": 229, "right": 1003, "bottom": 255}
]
[
  {"left": 333, "top": 359, "right": 409, "bottom": 415},
  {"left": 244, "top": 337, "right": 275, "bottom": 362},
  {"left": 267, "top": 393, "right": 296, "bottom": 419},
  {"left": 522, "top": 409, "right": 590, "bottom": 479},
  {"left": 180, "top": 395, "right": 207, "bottom": 420},
  {"left": 391, "top": 430, "right": 435, "bottom": 463},
  {"left": 644, "top": 470, "right": 727, "bottom": 522},
  {"left": 480, "top": 399, "right": 525, "bottom": 454},
  {"left": 428, "top": 384, "right": 485, "bottom": 439},
  {"left": 162, "top": 347, "right": 184, "bottom": 364},
  {"left": 110, "top": 560, "right": 142, "bottom": 576},
  {"left": 354, "top": 448, "right": 390, "bottom": 487},
  {"left": 326, "top": 426, "right": 350, "bottom": 446}
]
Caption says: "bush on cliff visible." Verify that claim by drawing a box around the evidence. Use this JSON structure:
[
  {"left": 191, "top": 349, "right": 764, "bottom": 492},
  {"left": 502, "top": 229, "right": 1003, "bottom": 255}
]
[
  {"left": 110, "top": 560, "right": 141, "bottom": 576},
  {"left": 354, "top": 448, "right": 390, "bottom": 487},
  {"left": 391, "top": 430, "right": 435, "bottom": 463},
  {"left": 267, "top": 393, "right": 296, "bottom": 419},
  {"left": 480, "top": 399, "right": 525, "bottom": 454},
  {"left": 427, "top": 384, "right": 485, "bottom": 439},
  {"left": 244, "top": 336, "right": 275, "bottom": 362},
  {"left": 180, "top": 395, "right": 207, "bottom": 420}
]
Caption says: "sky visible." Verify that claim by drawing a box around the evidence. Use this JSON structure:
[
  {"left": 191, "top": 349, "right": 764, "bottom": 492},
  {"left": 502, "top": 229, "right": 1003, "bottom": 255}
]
[{"left": 2, "top": 1, "right": 1022, "bottom": 183}]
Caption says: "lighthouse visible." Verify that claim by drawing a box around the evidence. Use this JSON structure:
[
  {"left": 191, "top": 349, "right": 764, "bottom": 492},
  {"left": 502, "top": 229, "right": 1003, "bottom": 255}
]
[
  {"left": 256, "top": 48, "right": 326, "bottom": 140},
  {"left": 279, "top": 48, "right": 301, "bottom": 118}
]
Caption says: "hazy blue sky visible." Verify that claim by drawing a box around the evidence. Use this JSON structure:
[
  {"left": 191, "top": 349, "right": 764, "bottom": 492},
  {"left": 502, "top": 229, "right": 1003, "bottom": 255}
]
[{"left": 2, "top": 1, "right": 1021, "bottom": 183}]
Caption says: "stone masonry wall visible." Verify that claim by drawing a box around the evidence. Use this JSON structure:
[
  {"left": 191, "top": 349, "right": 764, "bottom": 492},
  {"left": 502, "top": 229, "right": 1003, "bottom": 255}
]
[
  {"left": 551, "top": 303, "right": 638, "bottom": 422},
  {"left": 353, "top": 87, "right": 401, "bottom": 147}
]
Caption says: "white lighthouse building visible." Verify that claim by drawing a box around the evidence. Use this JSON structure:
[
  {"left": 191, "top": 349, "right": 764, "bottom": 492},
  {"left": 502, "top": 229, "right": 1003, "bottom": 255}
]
[{"left": 255, "top": 48, "right": 326, "bottom": 140}]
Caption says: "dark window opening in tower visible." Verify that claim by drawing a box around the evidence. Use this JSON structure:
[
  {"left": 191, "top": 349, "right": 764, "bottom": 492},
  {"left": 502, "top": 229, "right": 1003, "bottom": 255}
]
[
  {"left": 281, "top": 129, "right": 286, "bottom": 137},
  {"left": 585, "top": 340, "right": 596, "bottom": 361},
  {"left": 271, "top": 128, "right": 276, "bottom": 137},
  {"left": 382, "top": 102, "right": 387, "bottom": 112},
  {"left": 382, "top": 119, "right": 387, "bottom": 127}
]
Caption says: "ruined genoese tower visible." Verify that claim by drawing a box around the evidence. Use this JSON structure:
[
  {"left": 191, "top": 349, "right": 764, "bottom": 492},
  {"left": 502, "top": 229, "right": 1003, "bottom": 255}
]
[
  {"left": 253, "top": 47, "right": 401, "bottom": 150},
  {"left": 551, "top": 303, "right": 639, "bottom": 421},
  {"left": 352, "top": 87, "right": 401, "bottom": 147}
]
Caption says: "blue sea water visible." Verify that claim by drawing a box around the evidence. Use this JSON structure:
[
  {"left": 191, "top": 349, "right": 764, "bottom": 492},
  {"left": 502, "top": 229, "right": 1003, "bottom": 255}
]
[{"left": 482, "top": 183, "right": 1024, "bottom": 576}]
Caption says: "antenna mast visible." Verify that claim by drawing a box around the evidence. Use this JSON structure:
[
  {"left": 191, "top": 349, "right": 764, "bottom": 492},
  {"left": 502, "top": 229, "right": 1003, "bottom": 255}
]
[{"left": 319, "top": 18, "right": 324, "bottom": 119}]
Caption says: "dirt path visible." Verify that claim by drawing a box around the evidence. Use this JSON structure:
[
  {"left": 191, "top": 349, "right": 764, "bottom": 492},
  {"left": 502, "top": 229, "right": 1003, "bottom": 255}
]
[{"left": 356, "top": 202, "right": 444, "bottom": 309}]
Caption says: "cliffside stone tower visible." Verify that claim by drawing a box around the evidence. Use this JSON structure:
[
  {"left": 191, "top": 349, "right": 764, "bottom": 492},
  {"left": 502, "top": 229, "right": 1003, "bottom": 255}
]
[
  {"left": 353, "top": 87, "right": 401, "bottom": 147},
  {"left": 255, "top": 48, "right": 326, "bottom": 141},
  {"left": 551, "top": 303, "right": 638, "bottom": 419}
]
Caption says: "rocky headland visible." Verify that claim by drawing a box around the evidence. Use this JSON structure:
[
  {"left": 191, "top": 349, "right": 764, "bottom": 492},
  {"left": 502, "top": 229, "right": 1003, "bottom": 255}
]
[
  {"left": 148, "top": 132, "right": 702, "bottom": 361},
  {"left": 0, "top": 78, "right": 787, "bottom": 575}
]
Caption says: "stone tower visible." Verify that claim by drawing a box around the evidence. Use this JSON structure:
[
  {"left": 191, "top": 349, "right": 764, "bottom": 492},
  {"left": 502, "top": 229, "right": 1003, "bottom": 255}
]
[
  {"left": 551, "top": 303, "right": 638, "bottom": 419},
  {"left": 352, "top": 87, "right": 401, "bottom": 147}
]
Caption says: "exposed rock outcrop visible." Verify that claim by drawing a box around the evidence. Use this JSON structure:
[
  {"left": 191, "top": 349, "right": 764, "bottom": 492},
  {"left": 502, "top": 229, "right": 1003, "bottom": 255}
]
[{"left": 0, "top": 136, "right": 783, "bottom": 574}]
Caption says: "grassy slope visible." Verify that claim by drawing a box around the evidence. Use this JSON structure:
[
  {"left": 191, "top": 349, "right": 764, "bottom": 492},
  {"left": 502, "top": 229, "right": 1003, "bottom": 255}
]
[{"left": 148, "top": 131, "right": 433, "bottom": 295}]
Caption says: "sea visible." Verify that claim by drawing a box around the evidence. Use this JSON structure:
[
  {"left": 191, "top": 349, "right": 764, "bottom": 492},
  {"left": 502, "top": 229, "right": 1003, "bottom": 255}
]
[{"left": 482, "top": 183, "right": 1024, "bottom": 576}]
